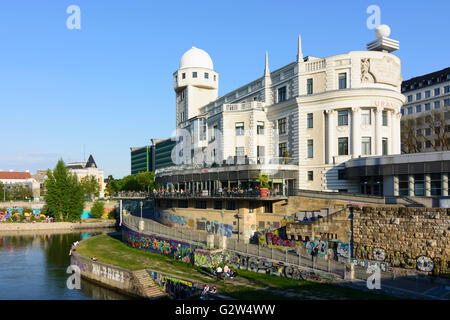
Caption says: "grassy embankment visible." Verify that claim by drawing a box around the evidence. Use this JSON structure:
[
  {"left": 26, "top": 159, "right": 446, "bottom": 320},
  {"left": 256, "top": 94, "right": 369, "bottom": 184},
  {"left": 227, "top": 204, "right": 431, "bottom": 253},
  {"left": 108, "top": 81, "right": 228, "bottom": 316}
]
[{"left": 77, "top": 234, "right": 397, "bottom": 300}]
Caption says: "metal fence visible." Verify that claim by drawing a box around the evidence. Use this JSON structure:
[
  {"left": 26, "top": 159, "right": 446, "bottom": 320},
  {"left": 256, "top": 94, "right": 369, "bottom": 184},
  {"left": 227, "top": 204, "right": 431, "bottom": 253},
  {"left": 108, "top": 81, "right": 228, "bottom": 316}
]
[{"left": 122, "top": 214, "right": 347, "bottom": 279}]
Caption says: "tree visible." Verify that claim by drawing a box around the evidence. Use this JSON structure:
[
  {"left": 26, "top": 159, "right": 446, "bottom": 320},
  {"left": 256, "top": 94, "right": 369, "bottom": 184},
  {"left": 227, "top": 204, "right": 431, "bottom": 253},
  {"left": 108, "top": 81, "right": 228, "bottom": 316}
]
[
  {"left": 105, "top": 175, "right": 119, "bottom": 198},
  {"left": 44, "top": 159, "right": 85, "bottom": 221},
  {"left": 425, "top": 110, "right": 450, "bottom": 151},
  {"left": 119, "top": 175, "right": 141, "bottom": 191},
  {"left": 81, "top": 175, "right": 100, "bottom": 200},
  {"left": 90, "top": 201, "right": 105, "bottom": 218},
  {"left": 136, "top": 171, "right": 155, "bottom": 192},
  {"left": 401, "top": 118, "right": 420, "bottom": 153}
]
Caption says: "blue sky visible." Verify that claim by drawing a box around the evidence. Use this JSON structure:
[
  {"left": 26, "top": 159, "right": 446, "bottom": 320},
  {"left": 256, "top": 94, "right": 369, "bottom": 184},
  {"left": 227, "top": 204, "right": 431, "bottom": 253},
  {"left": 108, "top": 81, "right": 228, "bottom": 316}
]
[{"left": 0, "top": 0, "right": 448, "bottom": 178}]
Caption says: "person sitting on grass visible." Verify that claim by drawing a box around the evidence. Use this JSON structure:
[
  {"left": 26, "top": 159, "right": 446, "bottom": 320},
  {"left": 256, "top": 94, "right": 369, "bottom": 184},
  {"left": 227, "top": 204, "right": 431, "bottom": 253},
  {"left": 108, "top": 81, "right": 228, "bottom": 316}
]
[
  {"left": 215, "top": 265, "right": 223, "bottom": 280},
  {"left": 223, "top": 265, "right": 231, "bottom": 279},
  {"left": 208, "top": 286, "right": 217, "bottom": 297}
]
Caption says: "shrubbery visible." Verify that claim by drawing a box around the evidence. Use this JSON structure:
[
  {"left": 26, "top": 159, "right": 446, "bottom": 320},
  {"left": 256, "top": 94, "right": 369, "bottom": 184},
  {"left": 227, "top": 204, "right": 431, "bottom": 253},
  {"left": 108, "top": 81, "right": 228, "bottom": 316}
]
[{"left": 90, "top": 201, "right": 105, "bottom": 218}]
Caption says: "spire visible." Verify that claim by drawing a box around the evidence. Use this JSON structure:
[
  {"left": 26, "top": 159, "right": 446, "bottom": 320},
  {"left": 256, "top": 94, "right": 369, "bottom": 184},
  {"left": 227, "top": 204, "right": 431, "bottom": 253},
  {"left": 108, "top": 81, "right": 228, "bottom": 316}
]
[
  {"left": 264, "top": 51, "right": 270, "bottom": 76},
  {"left": 297, "top": 34, "right": 303, "bottom": 62}
]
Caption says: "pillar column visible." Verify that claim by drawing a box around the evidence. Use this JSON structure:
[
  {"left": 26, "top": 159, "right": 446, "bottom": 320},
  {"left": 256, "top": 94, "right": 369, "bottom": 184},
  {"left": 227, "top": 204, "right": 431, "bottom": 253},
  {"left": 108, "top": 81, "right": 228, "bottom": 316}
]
[
  {"left": 393, "top": 112, "right": 401, "bottom": 154},
  {"left": 326, "top": 109, "right": 335, "bottom": 164},
  {"left": 408, "top": 175, "right": 414, "bottom": 197},
  {"left": 442, "top": 173, "right": 448, "bottom": 196},
  {"left": 389, "top": 110, "right": 394, "bottom": 155},
  {"left": 425, "top": 174, "right": 431, "bottom": 197},
  {"left": 375, "top": 108, "right": 383, "bottom": 156},
  {"left": 351, "top": 107, "right": 360, "bottom": 157},
  {"left": 393, "top": 175, "right": 399, "bottom": 196}
]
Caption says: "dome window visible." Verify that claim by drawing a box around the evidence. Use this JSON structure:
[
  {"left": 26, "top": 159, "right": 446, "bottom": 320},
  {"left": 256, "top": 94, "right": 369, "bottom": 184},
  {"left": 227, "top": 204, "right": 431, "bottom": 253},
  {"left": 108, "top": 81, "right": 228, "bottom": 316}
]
[
  {"left": 182, "top": 73, "right": 186, "bottom": 79},
  {"left": 204, "top": 72, "right": 209, "bottom": 79},
  {"left": 192, "top": 72, "right": 197, "bottom": 78}
]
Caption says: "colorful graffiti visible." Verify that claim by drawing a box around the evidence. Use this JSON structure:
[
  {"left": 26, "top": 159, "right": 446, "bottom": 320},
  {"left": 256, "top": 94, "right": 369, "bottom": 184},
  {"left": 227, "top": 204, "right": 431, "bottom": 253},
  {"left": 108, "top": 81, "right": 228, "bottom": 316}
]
[
  {"left": 352, "top": 259, "right": 388, "bottom": 272},
  {"left": 228, "top": 253, "right": 309, "bottom": 280},
  {"left": 149, "top": 271, "right": 199, "bottom": 299},
  {"left": 336, "top": 242, "right": 350, "bottom": 259},
  {"left": 353, "top": 242, "right": 449, "bottom": 275},
  {"left": 70, "top": 256, "right": 87, "bottom": 272},
  {"left": 122, "top": 226, "right": 192, "bottom": 259},
  {"left": 205, "top": 220, "right": 233, "bottom": 238},
  {"left": 194, "top": 250, "right": 230, "bottom": 269},
  {"left": 261, "top": 231, "right": 328, "bottom": 258}
]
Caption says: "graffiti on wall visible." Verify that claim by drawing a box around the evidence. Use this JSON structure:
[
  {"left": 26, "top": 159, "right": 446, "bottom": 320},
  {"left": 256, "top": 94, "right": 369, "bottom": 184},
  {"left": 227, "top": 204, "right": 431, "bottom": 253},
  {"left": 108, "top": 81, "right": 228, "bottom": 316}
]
[
  {"left": 354, "top": 242, "right": 449, "bottom": 275},
  {"left": 352, "top": 259, "right": 388, "bottom": 272},
  {"left": 193, "top": 250, "right": 230, "bottom": 269},
  {"left": 204, "top": 220, "right": 233, "bottom": 238},
  {"left": 70, "top": 256, "right": 87, "bottom": 272},
  {"left": 228, "top": 253, "right": 309, "bottom": 280},
  {"left": 149, "top": 271, "right": 199, "bottom": 299},
  {"left": 122, "top": 226, "right": 193, "bottom": 260},
  {"left": 92, "top": 263, "right": 124, "bottom": 283},
  {"left": 336, "top": 242, "right": 350, "bottom": 259}
]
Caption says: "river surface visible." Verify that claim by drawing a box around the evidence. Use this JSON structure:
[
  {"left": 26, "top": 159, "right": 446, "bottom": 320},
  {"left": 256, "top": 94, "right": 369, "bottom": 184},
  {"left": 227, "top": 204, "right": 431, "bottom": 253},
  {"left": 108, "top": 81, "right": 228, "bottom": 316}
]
[{"left": 0, "top": 228, "right": 133, "bottom": 300}]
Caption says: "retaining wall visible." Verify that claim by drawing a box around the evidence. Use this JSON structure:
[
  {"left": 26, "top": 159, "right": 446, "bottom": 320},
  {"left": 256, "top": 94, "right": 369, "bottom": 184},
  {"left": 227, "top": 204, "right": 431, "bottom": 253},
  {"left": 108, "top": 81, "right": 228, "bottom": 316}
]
[{"left": 0, "top": 220, "right": 117, "bottom": 232}]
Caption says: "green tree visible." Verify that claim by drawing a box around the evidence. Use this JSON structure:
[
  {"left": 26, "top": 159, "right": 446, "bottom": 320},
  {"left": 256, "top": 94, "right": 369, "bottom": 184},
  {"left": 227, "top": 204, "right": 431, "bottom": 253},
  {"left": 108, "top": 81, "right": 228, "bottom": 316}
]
[
  {"left": 81, "top": 175, "right": 100, "bottom": 200},
  {"left": 119, "top": 175, "right": 141, "bottom": 191},
  {"left": 136, "top": 171, "right": 155, "bottom": 192},
  {"left": 44, "top": 159, "right": 85, "bottom": 221},
  {"left": 105, "top": 175, "right": 119, "bottom": 198},
  {"left": 90, "top": 201, "right": 105, "bottom": 218}
]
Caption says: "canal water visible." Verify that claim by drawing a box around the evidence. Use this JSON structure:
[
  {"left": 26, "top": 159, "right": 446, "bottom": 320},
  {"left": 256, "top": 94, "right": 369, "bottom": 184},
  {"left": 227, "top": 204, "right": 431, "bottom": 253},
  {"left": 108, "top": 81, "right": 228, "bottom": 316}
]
[{"left": 0, "top": 228, "right": 133, "bottom": 300}]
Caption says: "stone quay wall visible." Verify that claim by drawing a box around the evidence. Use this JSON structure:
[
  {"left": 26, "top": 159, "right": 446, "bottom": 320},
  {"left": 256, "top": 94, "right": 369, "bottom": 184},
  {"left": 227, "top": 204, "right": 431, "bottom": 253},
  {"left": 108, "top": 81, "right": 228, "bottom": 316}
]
[
  {"left": 0, "top": 220, "right": 117, "bottom": 232},
  {"left": 70, "top": 252, "right": 144, "bottom": 298},
  {"left": 352, "top": 206, "right": 450, "bottom": 276}
]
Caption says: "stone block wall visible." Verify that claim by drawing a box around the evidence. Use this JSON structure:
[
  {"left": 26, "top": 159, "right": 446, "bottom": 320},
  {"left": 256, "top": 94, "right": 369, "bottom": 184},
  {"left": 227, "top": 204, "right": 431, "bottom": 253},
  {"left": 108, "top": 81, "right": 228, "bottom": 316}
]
[{"left": 352, "top": 206, "right": 450, "bottom": 276}]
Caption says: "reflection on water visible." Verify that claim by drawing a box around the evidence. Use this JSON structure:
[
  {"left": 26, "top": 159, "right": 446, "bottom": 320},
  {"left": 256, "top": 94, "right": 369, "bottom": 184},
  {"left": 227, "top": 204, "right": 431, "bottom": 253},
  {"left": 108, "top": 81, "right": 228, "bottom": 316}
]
[{"left": 0, "top": 228, "right": 133, "bottom": 300}]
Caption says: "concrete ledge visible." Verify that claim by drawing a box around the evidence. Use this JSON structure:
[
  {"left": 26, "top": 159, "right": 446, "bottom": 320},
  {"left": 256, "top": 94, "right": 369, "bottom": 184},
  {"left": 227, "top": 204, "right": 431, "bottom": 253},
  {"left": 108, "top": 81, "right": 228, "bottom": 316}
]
[
  {"left": 71, "top": 249, "right": 145, "bottom": 299},
  {"left": 0, "top": 220, "right": 117, "bottom": 232}
]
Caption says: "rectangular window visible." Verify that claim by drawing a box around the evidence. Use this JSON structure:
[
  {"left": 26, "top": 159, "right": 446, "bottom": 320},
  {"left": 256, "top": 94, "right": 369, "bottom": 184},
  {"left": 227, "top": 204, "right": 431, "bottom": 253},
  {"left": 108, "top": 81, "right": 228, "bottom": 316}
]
[
  {"left": 307, "top": 78, "right": 313, "bottom": 94},
  {"left": 278, "top": 118, "right": 286, "bottom": 135},
  {"left": 407, "top": 95, "right": 413, "bottom": 102},
  {"left": 401, "top": 109, "right": 405, "bottom": 116},
  {"left": 278, "top": 86, "right": 287, "bottom": 103},
  {"left": 257, "top": 146, "right": 265, "bottom": 163},
  {"left": 338, "top": 110, "right": 348, "bottom": 126},
  {"left": 361, "top": 137, "right": 371, "bottom": 155},
  {"left": 307, "top": 140, "right": 313, "bottom": 158},
  {"left": 338, "top": 169, "right": 347, "bottom": 180},
  {"left": 192, "top": 72, "right": 197, "bottom": 78},
  {"left": 307, "top": 171, "right": 313, "bottom": 181},
  {"left": 416, "top": 129, "right": 422, "bottom": 136},
  {"left": 445, "top": 85, "right": 450, "bottom": 93},
  {"left": 416, "top": 105, "right": 422, "bottom": 113},
  {"left": 257, "top": 121, "right": 265, "bottom": 135},
  {"left": 182, "top": 73, "right": 186, "bottom": 79},
  {"left": 382, "top": 138, "right": 388, "bottom": 155},
  {"left": 425, "top": 128, "right": 431, "bottom": 136},
  {"left": 444, "top": 99, "right": 450, "bottom": 107},
  {"left": 425, "top": 103, "right": 431, "bottom": 111},
  {"left": 226, "top": 201, "right": 236, "bottom": 211},
  {"left": 338, "top": 73, "right": 347, "bottom": 89},
  {"left": 426, "top": 140, "right": 432, "bottom": 148},
  {"left": 435, "top": 88, "right": 440, "bottom": 96},
  {"left": 361, "top": 109, "right": 371, "bottom": 124},
  {"left": 414, "top": 174, "right": 425, "bottom": 196},
  {"left": 435, "top": 101, "right": 440, "bottom": 109},
  {"left": 278, "top": 143, "right": 287, "bottom": 157},
  {"left": 235, "top": 122, "right": 244, "bottom": 136},
  {"left": 416, "top": 93, "right": 421, "bottom": 100},
  {"left": 214, "top": 201, "right": 222, "bottom": 210},
  {"left": 204, "top": 72, "right": 209, "bottom": 79},
  {"left": 382, "top": 110, "right": 388, "bottom": 126},
  {"left": 307, "top": 113, "right": 313, "bottom": 128},
  {"left": 235, "top": 146, "right": 245, "bottom": 156},
  {"left": 338, "top": 137, "right": 349, "bottom": 155},
  {"left": 195, "top": 200, "right": 206, "bottom": 209},
  {"left": 425, "top": 90, "right": 431, "bottom": 98},
  {"left": 407, "top": 107, "right": 413, "bottom": 115},
  {"left": 431, "top": 173, "right": 442, "bottom": 196}
]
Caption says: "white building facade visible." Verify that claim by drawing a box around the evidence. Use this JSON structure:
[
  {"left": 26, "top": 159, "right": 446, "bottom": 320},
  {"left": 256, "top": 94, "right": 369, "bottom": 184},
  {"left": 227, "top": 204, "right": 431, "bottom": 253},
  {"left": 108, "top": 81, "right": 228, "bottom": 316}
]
[
  {"left": 158, "top": 26, "right": 405, "bottom": 193},
  {"left": 67, "top": 155, "right": 105, "bottom": 198}
]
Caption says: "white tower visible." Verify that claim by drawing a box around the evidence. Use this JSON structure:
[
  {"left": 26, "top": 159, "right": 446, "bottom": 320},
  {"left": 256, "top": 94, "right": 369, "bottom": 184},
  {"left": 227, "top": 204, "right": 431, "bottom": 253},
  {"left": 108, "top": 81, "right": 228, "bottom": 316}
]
[{"left": 173, "top": 47, "right": 219, "bottom": 128}]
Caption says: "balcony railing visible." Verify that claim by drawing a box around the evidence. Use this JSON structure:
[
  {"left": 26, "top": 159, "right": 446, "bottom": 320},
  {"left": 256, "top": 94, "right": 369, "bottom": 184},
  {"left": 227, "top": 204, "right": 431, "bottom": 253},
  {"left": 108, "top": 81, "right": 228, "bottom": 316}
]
[{"left": 155, "top": 156, "right": 298, "bottom": 175}]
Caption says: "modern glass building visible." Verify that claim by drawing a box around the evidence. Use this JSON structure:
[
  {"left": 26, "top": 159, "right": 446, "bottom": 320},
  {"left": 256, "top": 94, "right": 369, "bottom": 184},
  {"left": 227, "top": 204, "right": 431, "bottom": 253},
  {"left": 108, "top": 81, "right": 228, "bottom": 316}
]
[
  {"left": 153, "top": 138, "right": 176, "bottom": 170},
  {"left": 130, "top": 146, "right": 153, "bottom": 175}
]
